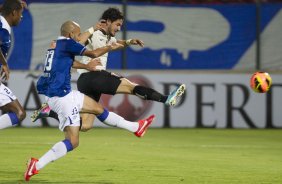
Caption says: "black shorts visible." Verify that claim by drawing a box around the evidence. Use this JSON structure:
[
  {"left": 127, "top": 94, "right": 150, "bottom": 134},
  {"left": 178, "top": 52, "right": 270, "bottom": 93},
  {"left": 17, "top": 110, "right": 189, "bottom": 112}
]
[{"left": 77, "top": 70, "right": 122, "bottom": 102}]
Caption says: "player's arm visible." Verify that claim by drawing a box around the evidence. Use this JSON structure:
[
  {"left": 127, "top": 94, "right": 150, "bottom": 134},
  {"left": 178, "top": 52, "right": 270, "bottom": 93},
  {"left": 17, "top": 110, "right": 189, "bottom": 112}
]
[
  {"left": 117, "top": 39, "right": 144, "bottom": 47},
  {"left": 0, "top": 50, "right": 9, "bottom": 81},
  {"left": 79, "top": 27, "right": 94, "bottom": 45},
  {"left": 82, "top": 42, "right": 124, "bottom": 58},
  {"left": 72, "top": 58, "right": 101, "bottom": 71},
  {"left": 79, "top": 20, "right": 106, "bottom": 45}
]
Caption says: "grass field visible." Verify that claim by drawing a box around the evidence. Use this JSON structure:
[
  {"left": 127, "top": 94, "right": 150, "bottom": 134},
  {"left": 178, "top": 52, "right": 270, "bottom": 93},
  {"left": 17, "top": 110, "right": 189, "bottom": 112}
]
[{"left": 0, "top": 128, "right": 281, "bottom": 184}]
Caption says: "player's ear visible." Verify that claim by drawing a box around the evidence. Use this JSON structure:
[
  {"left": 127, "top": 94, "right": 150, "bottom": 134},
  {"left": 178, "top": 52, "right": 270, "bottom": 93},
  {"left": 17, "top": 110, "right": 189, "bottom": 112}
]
[
  {"left": 69, "top": 32, "right": 74, "bottom": 39},
  {"left": 106, "top": 19, "right": 111, "bottom": 25},
  {"left": 11, "top": 10, "right": 17, "bottom": 16}
]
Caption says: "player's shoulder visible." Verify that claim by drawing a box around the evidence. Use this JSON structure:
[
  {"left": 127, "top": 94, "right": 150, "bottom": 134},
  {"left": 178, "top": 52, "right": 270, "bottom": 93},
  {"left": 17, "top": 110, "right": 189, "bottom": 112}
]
[
  {"left": 0, "top": 28, "right": 9, "bottom": 37},
  {"left": 93, "top": 30, "right": 109, "bottom": 38},
  {"left": 0, "top": 16, "right": 11, "bottom": 35},
  {"left": 0, "top": 28, "right": 10, "bottom": 42}
]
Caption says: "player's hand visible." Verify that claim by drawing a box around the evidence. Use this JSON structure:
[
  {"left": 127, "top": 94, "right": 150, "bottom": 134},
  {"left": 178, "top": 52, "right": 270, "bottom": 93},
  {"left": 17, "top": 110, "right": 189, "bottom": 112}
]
[
  {"left": 49, "top": 40, "right": 56, "bottom": 49},
  {"left": 0, "top": 64, "right": 10, "bottom": 82},
  {"left": 129, "top": 39, "right": 144, "bottom": 47},
  {"left": 110, "top": 42, "right": 124, "bottom": 51},
  {"left": 94, "top": 19, "right": 106, "bottom": 31},
  {"left": 86, "top": 58, "right": 102, "bottom": 71}
]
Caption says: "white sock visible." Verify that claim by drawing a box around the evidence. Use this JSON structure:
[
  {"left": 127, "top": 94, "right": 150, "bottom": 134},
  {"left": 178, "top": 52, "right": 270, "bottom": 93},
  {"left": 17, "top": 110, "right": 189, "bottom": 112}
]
[
  {"left": 103, "top": 112, "right": 139, "bottom": 132},
  {"left": 0, "top": 114, "right": 13, "bottom": 129},
  {"left": 36, "top": 141, "right": 70, "bottom": 170}
]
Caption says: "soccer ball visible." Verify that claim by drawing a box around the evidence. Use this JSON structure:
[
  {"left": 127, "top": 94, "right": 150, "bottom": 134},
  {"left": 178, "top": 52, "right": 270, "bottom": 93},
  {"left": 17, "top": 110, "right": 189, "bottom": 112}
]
[{"left": 250, "top": 72, "right": 272, "bottom": 93}]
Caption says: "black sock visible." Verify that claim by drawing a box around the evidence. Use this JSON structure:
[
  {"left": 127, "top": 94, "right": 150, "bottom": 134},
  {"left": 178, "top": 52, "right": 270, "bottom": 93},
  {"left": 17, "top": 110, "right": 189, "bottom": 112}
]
[
  {"left": 49, "top": 110, "right": 59, "bottom": 121},
  {"left": 133, "top": 85, "right": 167, "bottom": 103}
]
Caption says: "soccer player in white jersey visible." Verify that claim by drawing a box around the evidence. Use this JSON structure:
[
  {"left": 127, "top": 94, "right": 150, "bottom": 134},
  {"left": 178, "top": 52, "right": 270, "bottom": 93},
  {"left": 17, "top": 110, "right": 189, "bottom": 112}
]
[
  {"left": 24, "top": 20, "right": 155, "bottom": 181},
  {"left": 0, "top": 0, "right": 27, "bottom": 130},
  {"left": 31, "top": 7, "right": 185, "bottom": 131}
]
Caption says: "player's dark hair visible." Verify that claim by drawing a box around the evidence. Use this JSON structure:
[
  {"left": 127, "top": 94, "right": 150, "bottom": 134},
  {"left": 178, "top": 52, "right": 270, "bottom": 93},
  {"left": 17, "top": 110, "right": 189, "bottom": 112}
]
[
  {"left": 100, "top": 7, "right": 124, "bottom": 22},
  {"left": 1, "top": 0, "right": 22, "bottom": 16}
]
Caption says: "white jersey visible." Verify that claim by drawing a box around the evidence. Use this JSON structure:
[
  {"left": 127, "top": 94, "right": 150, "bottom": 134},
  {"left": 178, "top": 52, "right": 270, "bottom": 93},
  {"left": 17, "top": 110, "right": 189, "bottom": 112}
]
[
  {"left": 0, "top": 83, "right": 17, "bottom": 107},
  {"left": 77, "top": 30, "right": 117, "bottom": 74}
]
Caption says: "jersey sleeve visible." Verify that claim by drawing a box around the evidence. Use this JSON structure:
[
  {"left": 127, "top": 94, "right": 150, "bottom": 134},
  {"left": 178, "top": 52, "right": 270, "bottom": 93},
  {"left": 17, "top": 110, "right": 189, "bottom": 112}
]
[
  {"left": 108, "top": 37, "right": 117, "bottom": 45},
  {"left": 0, "top": 28, "right": 11, "bottom": 57},
  {"left": 66, "top": 39, "right": 86, "bottom": 56}
]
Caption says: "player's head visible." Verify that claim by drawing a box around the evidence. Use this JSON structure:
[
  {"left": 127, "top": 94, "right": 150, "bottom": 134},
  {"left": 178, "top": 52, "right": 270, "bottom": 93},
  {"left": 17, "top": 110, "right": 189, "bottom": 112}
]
[
  {"left": 60, "top": 20, "right": 81, "bottom": 42},
  {"left": 1, "top": 0, "right": 25, "bottom": 26},
  {"left": 100, "top": 7, "right": 123, "bottom": 37}
]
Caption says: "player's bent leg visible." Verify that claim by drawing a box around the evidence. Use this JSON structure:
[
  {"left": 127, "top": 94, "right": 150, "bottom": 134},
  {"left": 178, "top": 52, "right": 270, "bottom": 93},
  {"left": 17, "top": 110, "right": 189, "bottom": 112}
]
[
  {"left": 25, "top": 126, "right": 79, "bottom": 181},
  {"left": 0, "top": 100, "right": 26, "bottom": 129},
  {"left": 2, "top": 99, "right": 26, "bottom": 121}
]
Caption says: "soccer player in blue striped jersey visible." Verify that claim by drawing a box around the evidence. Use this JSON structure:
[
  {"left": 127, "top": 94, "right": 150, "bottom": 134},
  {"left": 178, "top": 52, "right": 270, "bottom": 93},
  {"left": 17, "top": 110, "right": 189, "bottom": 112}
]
[
  {"left": 24, "top": 20, "right": 155, "bottom": 181},
  {"left": 0, "top": 0, "right": 27, "bottom": 130}
]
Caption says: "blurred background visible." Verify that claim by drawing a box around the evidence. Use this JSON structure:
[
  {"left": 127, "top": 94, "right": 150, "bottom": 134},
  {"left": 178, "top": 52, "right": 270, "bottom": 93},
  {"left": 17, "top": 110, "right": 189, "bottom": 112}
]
[{"left": 1, "top": 0, "right": 282, "bottom": 128}]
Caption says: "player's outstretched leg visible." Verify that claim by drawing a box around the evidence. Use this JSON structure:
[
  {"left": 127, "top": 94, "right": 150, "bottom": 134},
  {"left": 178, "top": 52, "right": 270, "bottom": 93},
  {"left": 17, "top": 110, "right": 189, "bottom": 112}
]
[
  {"left": 24, "top": 137, "right": 76, "bottom": 181},
  {"left": 93, "top": 107, "right": 155, "bottom": 137},
  {"left": 165, "top": 84, "right": 186, "bottom": 106}
]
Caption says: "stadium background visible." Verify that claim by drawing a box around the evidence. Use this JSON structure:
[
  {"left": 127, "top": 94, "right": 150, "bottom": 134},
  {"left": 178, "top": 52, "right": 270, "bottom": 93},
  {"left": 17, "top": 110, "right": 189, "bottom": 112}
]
[{"left": 1, "top": 0, "right": 282, "bottom": 128}]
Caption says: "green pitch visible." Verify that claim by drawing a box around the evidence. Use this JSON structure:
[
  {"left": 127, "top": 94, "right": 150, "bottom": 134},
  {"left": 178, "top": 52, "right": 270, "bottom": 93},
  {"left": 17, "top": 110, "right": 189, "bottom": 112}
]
[{"left": 0, "top": 128, "right": 282, "bottom": 184}]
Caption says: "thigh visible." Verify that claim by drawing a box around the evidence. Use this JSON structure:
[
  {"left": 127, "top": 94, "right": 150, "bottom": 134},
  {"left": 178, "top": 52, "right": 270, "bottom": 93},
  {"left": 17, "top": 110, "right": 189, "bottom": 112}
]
[
  {"left": 77, "top": 71, "right": 122, "bottom": 96},
  {"left": 81, "top": 95, "right": 104, "bottom": 115}
]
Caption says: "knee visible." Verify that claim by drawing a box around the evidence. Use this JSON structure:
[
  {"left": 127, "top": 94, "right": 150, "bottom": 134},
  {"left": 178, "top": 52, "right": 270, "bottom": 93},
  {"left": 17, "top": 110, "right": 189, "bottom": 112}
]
[
  {"left": 92, "top": 103, "right": 104, "bottom": 115},
  {"left": 118, "top": 78, "right": 136, "bottom": 94}
]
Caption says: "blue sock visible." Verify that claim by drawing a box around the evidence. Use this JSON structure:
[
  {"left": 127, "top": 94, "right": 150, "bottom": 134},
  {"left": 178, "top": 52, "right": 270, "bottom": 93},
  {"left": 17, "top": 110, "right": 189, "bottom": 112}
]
[
  {"left": 8, "top": 112, "right": 19, "bottom": 126},
  {"left": 62, "top": 139, "right": 73, "bottom": 152},
  {"left": 97, "top": 108, "right": 109, "bottom": 122}
]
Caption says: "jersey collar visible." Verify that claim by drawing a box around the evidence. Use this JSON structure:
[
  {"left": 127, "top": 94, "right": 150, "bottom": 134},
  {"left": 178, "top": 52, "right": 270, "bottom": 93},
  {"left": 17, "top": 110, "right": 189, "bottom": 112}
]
[{"left": 57, "top": 36, "right": 69, "bottom": 40}]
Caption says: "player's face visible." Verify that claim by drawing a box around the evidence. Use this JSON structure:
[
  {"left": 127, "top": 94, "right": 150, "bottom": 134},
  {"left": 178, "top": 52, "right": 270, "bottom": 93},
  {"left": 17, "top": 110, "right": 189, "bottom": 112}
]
[
  {"left": 71, "top": 26, "right": 82, "bottom": 42},
  {"left": 11, "top": 7, "right": 24, "bottom": 26},
  {"left": 108, "top": 19, "right": 123, "bottom": 37}
]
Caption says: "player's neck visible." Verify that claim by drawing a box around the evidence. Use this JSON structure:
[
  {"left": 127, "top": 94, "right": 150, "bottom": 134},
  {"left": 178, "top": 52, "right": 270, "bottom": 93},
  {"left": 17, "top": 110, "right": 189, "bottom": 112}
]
[{"left": 99, "top": 28, "right": 108, "bottom": 36}]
